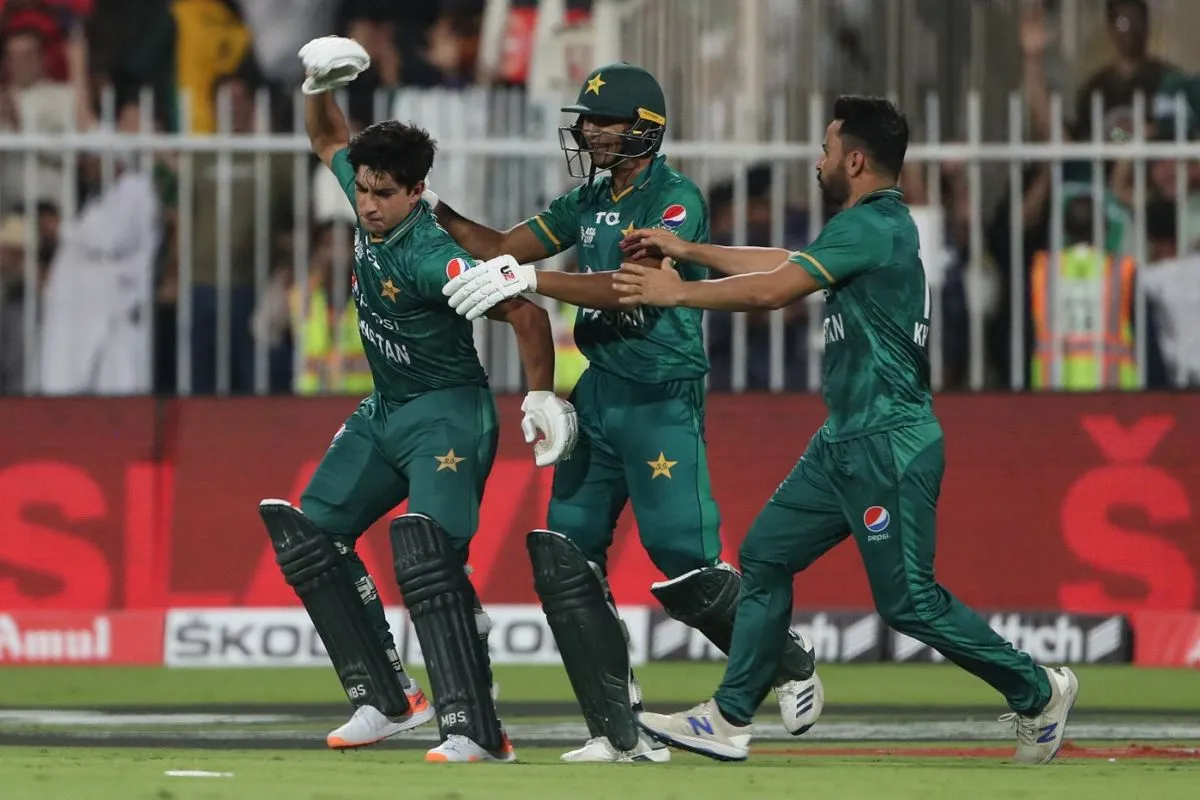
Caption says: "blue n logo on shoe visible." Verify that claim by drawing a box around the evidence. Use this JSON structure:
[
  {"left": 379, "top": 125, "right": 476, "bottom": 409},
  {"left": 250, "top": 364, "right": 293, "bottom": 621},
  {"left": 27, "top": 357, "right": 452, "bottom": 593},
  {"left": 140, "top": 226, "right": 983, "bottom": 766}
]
[
  {"left": 1036, "top": 723, "right": 1058, "bottom": 744},
  {"left": 688, "top": 716, "right": 714, "bottom": 736}
]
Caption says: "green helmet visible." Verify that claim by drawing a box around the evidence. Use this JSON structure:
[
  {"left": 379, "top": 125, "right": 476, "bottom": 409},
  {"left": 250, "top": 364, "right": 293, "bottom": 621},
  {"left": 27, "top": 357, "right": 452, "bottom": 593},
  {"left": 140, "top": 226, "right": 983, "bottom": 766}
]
[{"left": 559, "top": 62, "right": 667, "bottom": 181}]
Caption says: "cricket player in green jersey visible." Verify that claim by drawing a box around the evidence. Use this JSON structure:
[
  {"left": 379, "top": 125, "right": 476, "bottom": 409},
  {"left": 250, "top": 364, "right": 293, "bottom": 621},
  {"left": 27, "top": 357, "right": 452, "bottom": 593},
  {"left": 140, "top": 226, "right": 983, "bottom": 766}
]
[
  {"left": 617, "top": 95, "right": 1080, "bottom": 766},
  {"left": 257, "top": 36, "right": 577, "bottom": 765},
  {"left": 428, "top": 63, "right": 821, "bottom": 764}
]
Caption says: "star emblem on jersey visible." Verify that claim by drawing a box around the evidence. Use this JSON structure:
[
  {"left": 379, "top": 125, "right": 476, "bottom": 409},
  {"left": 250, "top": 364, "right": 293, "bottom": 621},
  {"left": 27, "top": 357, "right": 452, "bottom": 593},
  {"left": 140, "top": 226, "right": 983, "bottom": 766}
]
[
  {"left": 621, "top": 222, "right": 636, "bottom": 237},
  {"left": 647, "top": 452, "right": 677, "bottom": 479},
  {"left": 435, "top": 449, "right": 465, "bottom": 472},
  {"left": 380, "top": 278, "right": 399, "bottom": 302},
  {"left": 586, "top": 73, "right": 605, "bottom": 95}
]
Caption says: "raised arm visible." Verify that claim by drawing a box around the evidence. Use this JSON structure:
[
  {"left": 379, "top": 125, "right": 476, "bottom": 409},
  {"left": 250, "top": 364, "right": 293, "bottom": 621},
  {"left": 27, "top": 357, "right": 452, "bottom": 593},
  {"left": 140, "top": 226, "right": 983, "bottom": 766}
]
[
  {"left": 621, "top": 228, "right": 791, "bottom": 276},
  {"left": 306, "top": 90, "right": 350, "bottom": 169}
]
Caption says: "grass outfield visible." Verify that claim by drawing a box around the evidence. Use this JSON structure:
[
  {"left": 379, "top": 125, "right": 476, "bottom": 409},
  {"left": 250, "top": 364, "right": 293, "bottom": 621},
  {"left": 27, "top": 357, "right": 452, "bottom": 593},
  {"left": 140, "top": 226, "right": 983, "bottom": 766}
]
[
  {"left": 1, "top": 746, "right": 1198, "bottom": 800},
  {"left": 1, "top": 663, "right": 1199, "bottom": 710}
]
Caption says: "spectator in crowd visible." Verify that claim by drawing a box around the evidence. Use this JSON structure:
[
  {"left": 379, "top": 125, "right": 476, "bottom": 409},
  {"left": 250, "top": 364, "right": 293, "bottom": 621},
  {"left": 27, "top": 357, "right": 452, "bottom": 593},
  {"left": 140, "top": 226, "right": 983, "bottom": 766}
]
[
  {"left": 0, "top": 21, "right": 75, "bottom": 207},
  {"left": 1072, "top": 0, "right": 1179, "bottom": 143}
]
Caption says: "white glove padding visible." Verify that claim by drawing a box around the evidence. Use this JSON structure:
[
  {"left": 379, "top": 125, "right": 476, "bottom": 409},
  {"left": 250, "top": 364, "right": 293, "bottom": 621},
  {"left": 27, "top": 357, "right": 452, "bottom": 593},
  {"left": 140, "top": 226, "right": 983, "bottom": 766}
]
[
  {"left": 442, "top": 254, "right": 538, "bottom": 321},
  {"left": 299, "top": 36, "right": 371, "bottom": 95},
  {"left": 521, "top": 391, "right": 578, "bottom": 467}
]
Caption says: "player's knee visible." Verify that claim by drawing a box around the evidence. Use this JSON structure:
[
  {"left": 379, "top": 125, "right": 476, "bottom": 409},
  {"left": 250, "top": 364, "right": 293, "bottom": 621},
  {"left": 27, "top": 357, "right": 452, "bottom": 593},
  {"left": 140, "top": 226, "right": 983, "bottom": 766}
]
[
  {"left": 297, "top": 493, "right": 344, "bottom": 538},
  {"left": 545, "top": 503, "right": 611, "bottom": 566},
  {"left": 873, "top": 578, "right": 947, "bottom": 633},
  {"left": 644, "top": 540, "right": 714, "bottom": 581}
]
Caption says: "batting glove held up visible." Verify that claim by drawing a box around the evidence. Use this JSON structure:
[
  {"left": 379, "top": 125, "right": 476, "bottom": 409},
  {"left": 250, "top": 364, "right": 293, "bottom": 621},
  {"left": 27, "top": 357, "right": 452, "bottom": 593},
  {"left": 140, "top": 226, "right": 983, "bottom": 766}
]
[{"left": 299, "top": 36, "right": 370, "bottom": 95}]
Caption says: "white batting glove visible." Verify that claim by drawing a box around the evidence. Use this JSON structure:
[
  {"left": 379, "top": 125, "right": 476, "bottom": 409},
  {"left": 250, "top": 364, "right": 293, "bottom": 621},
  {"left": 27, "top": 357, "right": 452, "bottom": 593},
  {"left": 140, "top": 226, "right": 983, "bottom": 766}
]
[
  {"left": 299, "top": 36, "right": 370, "bottom": 95},
  {"left": 521, "top": 391, "right": 578, "bottom": 467},
  {"left": 442, "top": 254, "right": 538, "bottom": 321}
]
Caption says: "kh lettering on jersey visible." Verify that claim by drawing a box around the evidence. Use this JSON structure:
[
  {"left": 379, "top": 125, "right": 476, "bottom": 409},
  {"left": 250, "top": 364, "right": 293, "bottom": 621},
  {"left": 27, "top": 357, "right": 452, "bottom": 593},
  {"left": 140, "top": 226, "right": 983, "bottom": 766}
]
[
  {"left": 329, "top": 149, "right": 488, "bottom": 402},
  {"left": 788, "top": 188, "right": 935, "bottom": 441},
  {"left": 525, "top": 155, "right": 712, "bottom": 384}
]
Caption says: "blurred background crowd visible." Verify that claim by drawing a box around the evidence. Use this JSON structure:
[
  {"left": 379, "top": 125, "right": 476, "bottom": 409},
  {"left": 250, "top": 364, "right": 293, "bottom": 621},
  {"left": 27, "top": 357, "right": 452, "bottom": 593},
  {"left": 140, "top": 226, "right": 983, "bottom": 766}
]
[{"left": 0, "top": 0, "right": 1198, "bottom": 398}]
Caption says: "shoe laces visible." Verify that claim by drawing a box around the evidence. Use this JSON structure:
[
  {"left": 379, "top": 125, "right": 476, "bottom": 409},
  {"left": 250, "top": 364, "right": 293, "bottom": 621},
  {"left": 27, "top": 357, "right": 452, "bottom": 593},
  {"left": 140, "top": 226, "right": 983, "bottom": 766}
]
[
  {"left": 998, "top": 712, "right": 1038, "bottom": 745},
  {"left": 440, "top": 734, "right": 473, "bottom": 751}
]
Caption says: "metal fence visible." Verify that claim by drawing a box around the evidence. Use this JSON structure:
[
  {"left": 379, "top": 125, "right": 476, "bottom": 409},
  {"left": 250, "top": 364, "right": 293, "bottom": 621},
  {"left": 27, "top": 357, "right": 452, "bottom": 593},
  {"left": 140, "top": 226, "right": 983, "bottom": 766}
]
[{"left": 1, "top": 84, "right": 1198, "bottom": 397}]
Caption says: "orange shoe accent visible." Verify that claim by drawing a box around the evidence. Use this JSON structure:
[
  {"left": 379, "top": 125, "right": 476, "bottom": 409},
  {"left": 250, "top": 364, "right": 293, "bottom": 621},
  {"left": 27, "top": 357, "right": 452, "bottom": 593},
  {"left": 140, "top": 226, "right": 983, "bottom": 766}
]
[
  {"left": 406, "top": 689, "right": 430, "bottom": 714},
  {"left": 425, "top": 751, "right": 449, "bottom": 762},
  {"left": 326, "top": 734, "right": 384, "bottom": 750}
]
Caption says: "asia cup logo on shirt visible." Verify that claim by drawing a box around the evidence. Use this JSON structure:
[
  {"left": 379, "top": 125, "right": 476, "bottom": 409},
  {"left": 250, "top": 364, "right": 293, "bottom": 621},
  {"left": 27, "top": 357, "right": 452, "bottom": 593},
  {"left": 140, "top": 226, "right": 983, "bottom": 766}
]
[
  {"left": 446, "top": 257, "right": 471, "bottom": 280},
  {"left": 661, "top": 204, "right": 687, "bottom": 231},
  {"left": 863, "top": 506, "right": 890, "bottom": 533}
]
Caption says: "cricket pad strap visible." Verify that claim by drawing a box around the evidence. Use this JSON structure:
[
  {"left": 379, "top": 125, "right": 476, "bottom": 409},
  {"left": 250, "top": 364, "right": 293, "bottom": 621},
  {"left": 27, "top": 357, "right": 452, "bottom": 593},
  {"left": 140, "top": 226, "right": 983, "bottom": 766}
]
[
  {"left": 259, "top": 500, "right": 410, "bottom": 717},
  {"left": 651, "top": 564, "right": 814, "bottom": 683},
  {"left": 391, "top": 513, "right": 503, "bottom": 752},
  {"left": 527, "top": 529, "right": 639, "bottom": 752}
]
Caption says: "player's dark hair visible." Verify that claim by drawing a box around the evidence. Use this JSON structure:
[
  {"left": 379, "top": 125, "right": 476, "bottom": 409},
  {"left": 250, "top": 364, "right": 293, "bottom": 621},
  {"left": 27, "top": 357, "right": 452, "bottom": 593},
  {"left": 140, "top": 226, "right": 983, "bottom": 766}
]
[
  {"left": 346, "top": 121, "right": 436, "bottom": 191},
  {"left": 832, "top": 95, "right": 909, "bottom": 180}
]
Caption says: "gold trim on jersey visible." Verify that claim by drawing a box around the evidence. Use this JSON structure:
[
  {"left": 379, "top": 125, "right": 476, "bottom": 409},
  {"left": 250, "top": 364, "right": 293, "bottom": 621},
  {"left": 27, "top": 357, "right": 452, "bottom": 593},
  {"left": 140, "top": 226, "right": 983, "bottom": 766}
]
[
  {"left": 533, "top": 215, "right": 561, "bottom": 248},
  {"left": 793, "top": 251, "right": 834, "bottom": 284}
]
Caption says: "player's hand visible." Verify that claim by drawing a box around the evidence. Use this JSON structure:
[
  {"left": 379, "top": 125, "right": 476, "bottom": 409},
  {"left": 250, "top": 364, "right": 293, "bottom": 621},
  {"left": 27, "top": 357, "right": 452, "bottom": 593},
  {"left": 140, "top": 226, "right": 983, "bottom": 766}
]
[
  {"left": 521, "top": 391, "right": 578, "bottom": 467},
  {"left": 299, "top": 36, "right": 371, "bottom": 95},
  {"left": 443, "top": 254, "right": 537, "bottom": 321},
  {"left": 619, "top": 227, "right": 692, "bottom": 263},
  {"left": 613, "top": 257, "right": 683, "bottom": 307}
]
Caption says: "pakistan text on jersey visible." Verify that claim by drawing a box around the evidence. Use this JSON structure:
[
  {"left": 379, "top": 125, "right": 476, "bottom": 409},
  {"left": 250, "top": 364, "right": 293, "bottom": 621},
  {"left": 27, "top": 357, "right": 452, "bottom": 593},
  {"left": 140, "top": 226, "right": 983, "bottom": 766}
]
[
  {"left": 358, "top": 314, "right": 412, "bottom": 366},
  {"left": 823, "top": 313, "right": 846, "bottom": 345},
  {"left": 579, "top": 305, "right": 646, "bottom": 330}
]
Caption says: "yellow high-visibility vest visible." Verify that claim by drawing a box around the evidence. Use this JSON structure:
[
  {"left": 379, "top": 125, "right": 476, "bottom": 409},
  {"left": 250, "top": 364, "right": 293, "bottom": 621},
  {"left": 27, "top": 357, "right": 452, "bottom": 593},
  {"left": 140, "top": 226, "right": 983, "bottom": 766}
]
[
  {"left": 291, "top": 285, "right": 373, "bottom": 395},
  {"left": 1030, "top": 246, "right": 1138, "bottom": 390}
]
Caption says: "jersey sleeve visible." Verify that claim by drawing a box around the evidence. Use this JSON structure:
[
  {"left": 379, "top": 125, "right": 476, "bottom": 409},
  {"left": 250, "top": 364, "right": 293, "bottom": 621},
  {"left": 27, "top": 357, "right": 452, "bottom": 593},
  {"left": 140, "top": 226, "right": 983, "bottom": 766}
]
[
  {"left": 524, "top": 187, "right": 580, "bottom": 255},
  {"left": 412, "top": 241, "right": 477, "bottom": 307},
  {"left": 787, "top": 212, "right": 886, "bottom": 287},
  {"left": 329, "top": 148, "right": 358, "bottom": 211}
]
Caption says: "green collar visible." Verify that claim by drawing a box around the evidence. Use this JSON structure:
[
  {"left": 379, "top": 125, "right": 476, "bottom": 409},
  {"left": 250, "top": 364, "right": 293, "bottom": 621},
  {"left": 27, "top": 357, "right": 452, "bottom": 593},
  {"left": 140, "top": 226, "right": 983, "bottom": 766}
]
[
  {"left": 853, "top": 186, "right": 904, "bottom": 207},
  {"left": 369, "top": 202, "right": 426, "bottom": 246},
  {"left": 610, "top": 154, "right": 662, "bottom": 202}
]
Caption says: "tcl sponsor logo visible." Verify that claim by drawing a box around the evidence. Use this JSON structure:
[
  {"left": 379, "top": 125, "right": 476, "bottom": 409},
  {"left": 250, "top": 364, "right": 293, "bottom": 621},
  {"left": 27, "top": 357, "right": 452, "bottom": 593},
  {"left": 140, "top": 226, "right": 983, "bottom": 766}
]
[
  {"left": 0, "top": 611, "right": 162, "bottom": 665},
  {"left": 1132, "top": 611, "right": 1200, "bottom": 667},
  {"left": 889, "top": 613, "right": 1131, "bottom": 664},
  {"left": 647, "top": 611, "right": 883, "bottom": 664}
]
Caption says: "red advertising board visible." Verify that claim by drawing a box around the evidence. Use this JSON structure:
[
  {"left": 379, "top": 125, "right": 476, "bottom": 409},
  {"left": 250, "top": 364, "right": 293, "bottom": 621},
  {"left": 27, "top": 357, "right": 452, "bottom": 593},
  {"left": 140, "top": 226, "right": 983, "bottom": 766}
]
[
  {"left": 0, "top": 394, "right": 1197, "bottom": 614},
  {"left": 0, "top": 610, "right": 163, "bottom": 665}
]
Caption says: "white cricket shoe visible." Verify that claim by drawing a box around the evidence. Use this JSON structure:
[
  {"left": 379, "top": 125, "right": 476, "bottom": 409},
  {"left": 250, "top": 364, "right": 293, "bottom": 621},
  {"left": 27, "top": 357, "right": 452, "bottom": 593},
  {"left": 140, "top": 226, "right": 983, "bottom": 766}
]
[
  {"left": 637, "top": 699, "right": 752, "bottom": 762},
  {"left": 326, "top": 680, "right": 435, "bottom": 749},
  {"left": 1000, "top": 666, "right": 1080, "bottom": 765},
  {"left": 775, "top": 630, "right": 824, "bottom": 735},
  {"left": 775, "top": 672, "right": 824, "bottom": 735},
  {"left": 561, "top": 732, "right": 671, "bottom": 763},
  {"left": 425, "top": 731, "right": 517, "bottom": 763}
]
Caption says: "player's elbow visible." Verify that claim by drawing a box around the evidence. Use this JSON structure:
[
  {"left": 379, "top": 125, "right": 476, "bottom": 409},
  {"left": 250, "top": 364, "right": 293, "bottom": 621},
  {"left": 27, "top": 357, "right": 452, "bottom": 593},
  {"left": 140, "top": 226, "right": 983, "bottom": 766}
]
[{"left": 756, "top": 283, "right": 793, "bottom": 310}]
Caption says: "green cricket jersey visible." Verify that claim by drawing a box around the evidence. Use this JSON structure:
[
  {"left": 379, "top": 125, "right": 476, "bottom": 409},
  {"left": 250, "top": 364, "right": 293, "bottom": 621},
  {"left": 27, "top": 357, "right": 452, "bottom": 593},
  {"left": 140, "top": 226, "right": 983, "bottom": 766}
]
[
  {"left": 330, "top": 148, "right": 487, "bottom": 402},
  {"left": 526, "top": 155, "right": 710, "bottom": 383},
  {"left": 788, "top": 187, "right": 935, "bottom": 441}
]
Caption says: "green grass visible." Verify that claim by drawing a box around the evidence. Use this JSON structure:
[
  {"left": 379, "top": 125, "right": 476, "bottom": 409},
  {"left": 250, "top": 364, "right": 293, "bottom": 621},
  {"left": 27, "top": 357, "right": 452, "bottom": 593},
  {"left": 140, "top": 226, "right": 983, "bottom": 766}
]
[
  {"left": 2, "top": 664, "right": 1199, "bottom": 711},
  {"left": 1, "top": 746, "right": 1197, "bottom": 800}
]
